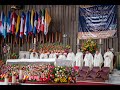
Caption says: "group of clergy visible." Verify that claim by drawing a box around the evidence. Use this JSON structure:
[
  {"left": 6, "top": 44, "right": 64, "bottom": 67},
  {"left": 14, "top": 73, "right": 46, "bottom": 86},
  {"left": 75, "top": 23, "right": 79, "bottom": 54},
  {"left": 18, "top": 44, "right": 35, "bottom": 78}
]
[{"left": 24, "top": 48, "right": 114, "bottom": 72}]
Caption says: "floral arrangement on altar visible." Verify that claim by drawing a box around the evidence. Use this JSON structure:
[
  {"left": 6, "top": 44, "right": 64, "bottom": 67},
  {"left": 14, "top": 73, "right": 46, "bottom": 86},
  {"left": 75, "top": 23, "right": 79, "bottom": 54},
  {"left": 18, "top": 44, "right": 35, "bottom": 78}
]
[
  {"left": 81, "top": 38, "right": 98, "bottom": 54},
  {"left": 0, "top": 64, "right": 77, "bottom": 83},
  {"left": 11, "top": 53, "right": 19, "bottom": 59},
  {"left": 29, "top": 42, "right": 71, "bottom": 53}
]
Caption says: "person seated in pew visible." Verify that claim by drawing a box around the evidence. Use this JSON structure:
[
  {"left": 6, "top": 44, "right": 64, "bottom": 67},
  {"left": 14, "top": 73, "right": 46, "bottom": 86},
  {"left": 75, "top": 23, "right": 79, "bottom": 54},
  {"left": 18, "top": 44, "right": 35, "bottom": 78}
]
[{"left": 93, "top": 50, "right": 103, "bottom": 69}]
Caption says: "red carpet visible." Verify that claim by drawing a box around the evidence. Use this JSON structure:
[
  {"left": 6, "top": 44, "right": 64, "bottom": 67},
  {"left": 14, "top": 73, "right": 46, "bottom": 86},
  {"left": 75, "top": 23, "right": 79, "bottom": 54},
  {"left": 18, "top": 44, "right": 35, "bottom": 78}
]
[{"left": 24, "top": 81, "right": 116, "bottom": 85}]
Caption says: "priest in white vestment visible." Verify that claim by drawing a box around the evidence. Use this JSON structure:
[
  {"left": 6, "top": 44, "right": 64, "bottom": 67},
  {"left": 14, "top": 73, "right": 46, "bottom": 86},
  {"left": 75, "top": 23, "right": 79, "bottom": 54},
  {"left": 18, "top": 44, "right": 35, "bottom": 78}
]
[
  {"left": 84, "top": 51, "right": 94, "bottom": 70},
  {"left": 104, "top": 48, "right": 114, "bottom": 72},
  {"left": 58, "top": 52, "right": 66, "bottom": 60},
  {"left": 49, "top": 51, "right": 57, "bottom": 59},
  {"left": 30, "top": 52, "right": 38, "bottom": 59},
  {"left": 75, "top": 49, "right": 83, "bottom": 69},
  {"left": 93, "top": 50, "right": 103, "bottom": 69},
  {"left": 66, "top": 49, "right": 76, "bottom": 67},
  {"left": 40, "top": 51, "right": 48, "bottom": 59}
]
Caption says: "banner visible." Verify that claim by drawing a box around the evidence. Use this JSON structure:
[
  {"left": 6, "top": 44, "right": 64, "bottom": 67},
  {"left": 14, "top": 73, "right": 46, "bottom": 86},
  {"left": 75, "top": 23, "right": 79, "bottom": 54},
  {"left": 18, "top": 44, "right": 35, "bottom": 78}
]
[{"left": 78, "top": 5, "right": 117, "bottom": 39}]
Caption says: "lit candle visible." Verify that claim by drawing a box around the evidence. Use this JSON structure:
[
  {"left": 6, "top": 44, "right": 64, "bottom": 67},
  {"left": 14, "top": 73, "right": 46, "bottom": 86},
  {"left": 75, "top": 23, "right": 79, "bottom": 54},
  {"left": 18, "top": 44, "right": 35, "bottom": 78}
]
[
  {"left": 19, "top": 70, "right": 23, "bottom": 80},
  {"left": 34, "top": 38, "right": 36, "bottom": 44}
]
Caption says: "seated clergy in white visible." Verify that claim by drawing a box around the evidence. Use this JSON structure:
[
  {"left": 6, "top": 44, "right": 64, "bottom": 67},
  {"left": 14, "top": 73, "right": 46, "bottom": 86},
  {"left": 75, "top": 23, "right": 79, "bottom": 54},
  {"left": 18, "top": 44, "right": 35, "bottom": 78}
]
[
  {"left": 49, "top": 51, "right": 57, "bottom": 59},
  {"left": 30, "top": 50, "right": 38, "bottom": 59},
  {"left": 40, "top": 50, "right": 48, "bottom": 59},
  {"left": 93, "top": 50, "right": 103, "bottom": 68},
  {"left": 21, "top": 54, "right": 27, "bottom": 59},
  {"left": 75, "top": 48, "right": 83, "bottom": 69},
  {"left": 58, "top": 52, "right": 66, "bottom": 60},
  {"left": 84, "top": 51, "right": 94, "bottom": 70},
  {"left": 104, "top": 48, "right": 114, "bottom": 72}
]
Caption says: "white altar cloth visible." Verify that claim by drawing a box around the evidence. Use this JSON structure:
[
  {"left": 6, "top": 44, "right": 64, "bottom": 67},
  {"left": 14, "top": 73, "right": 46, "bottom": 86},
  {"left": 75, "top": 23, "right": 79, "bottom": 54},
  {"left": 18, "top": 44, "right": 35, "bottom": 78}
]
[{"left": 6, "top": 59, "right": 56, "bottom": 65}]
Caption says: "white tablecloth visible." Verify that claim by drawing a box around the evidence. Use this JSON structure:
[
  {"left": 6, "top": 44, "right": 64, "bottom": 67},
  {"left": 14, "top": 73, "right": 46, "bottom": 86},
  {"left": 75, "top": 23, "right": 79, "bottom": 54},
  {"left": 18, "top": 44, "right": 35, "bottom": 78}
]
[{"left": 6, "top": 59, "right": 56, "bottom": 65}]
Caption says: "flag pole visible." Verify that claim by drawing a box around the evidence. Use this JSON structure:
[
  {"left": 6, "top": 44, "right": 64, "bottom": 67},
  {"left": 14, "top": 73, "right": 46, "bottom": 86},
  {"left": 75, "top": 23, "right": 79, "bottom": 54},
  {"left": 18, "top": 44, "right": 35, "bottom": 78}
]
[
  {"left": 52, "top": 32, "right": 54, "bottom": 43},
  {"left": 56, "top": 31, "right": 57, "bottom": 42}
]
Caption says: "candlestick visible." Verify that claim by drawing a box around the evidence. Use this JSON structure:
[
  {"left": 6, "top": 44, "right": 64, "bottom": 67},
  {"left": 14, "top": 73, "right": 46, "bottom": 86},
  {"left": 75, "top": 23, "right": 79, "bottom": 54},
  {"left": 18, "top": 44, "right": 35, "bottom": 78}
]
[
  {"left": 12, "top": 75, "right": 16, "bottom": 83},
  {"left": 19, "top": 70, "right": 23, "bottom": 80},
  {"left": 34, "top": 38, "right": 36, "bottom": 44},
  {"left": 4, "top": 77, "right": 9, "bottom": 85},
  {"left": 99, "top": 38, "right": 102, "bottom": 44}
]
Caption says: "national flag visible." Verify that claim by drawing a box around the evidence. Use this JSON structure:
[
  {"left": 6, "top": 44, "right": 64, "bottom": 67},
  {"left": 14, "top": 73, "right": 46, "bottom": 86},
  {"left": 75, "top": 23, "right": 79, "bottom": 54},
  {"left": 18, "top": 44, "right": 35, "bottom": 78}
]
[
  {"left": 33, "top": 11, "right": 38, "bottom": 36},
  {"left": 7, "top": 11, "right": 11, "bottom": 34},
  {"left": 28, "top": 11, "right": 32, "bottom": 35},
  {"left": 44, "top": 8, "right": 51, "bottom": 35},
  {"left": 16, "top": 15, "right": 20, "bottom": 37},
  {"left": 0, "top": 11, "right": 4, "bottom": 35},
  {"left": 3, "top": 16, "right": 7, "bottom": 38},
  {"left": 11, "top": 12, "right": 17, "bottom": 34},
  {"left": 37, "top": 10, "right": 42, "bottom": 33},
  {"left": 20, "top": 12, "right": 25, "bottom": 38},
  {"left": 41, "top": 9, "right": 45, "bottom": 32},
  {"left": 24, "top": 11, "right": 29, "bottom": 36},
  {"left": 30, "top": 9, "right": 34, "bottom": 33}
]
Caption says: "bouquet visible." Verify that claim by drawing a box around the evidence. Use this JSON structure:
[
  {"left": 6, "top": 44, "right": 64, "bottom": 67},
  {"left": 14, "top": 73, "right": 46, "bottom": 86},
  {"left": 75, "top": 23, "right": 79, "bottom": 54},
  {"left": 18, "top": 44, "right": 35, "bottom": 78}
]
[{"left": 81, "top": 38, "right": 98, "bottom": 54}]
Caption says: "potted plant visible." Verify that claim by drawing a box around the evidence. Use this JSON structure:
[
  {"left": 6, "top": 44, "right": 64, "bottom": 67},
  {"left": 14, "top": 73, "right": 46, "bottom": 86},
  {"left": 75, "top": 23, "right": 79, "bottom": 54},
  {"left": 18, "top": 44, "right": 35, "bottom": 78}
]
[{"left": 11, "top": 53, "right": 19, "bottom": 59}]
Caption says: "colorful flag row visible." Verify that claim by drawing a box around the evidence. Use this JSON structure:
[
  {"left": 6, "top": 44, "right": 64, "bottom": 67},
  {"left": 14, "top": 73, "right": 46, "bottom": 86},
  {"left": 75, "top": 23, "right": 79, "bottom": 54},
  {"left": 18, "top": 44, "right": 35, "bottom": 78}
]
[{"left": 0, "top": 8, "right": 51, "bottom": 39}]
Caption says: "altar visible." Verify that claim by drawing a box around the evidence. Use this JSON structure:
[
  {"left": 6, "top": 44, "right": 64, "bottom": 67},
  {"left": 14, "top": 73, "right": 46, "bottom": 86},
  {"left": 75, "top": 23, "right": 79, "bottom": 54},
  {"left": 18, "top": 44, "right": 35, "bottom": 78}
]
[
  {"left": 6, "top": 59, "right": 56, "bottom": 65},
  {"left": 6, "top": 59, "right": 74, "bottom": 67}
]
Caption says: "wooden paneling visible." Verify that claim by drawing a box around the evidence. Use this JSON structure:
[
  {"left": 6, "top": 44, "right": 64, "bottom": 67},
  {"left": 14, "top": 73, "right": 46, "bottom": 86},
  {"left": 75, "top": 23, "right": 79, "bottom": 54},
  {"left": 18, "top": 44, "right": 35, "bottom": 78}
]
[{"left": 0, "top": 5, "right": 120, "bottom": 61}]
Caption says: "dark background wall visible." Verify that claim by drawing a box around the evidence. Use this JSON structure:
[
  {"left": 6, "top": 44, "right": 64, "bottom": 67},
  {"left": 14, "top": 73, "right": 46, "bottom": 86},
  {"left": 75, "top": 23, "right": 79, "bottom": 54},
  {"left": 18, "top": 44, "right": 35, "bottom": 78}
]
[{"left": 0, "top": 5, "right": 120, "bottom": 67}]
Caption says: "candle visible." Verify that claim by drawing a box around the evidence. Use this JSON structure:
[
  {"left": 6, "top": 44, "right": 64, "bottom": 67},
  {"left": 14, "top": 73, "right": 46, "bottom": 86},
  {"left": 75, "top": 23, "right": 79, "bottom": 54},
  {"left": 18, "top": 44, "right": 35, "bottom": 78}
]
[
  {"left": 19, "top": 70, "right": 23, "bottom": 80},
  {"left": 4, "top": 77, "right": 9, "bottom": 85},
  {"left": 99, "top": 39, "right": 102, "bottom": 44},
  {"left": 12, "top": 75, "right": 16, "bottom": 83},
  {"left": 34, "top": 38, "right": 36, "bottom": 44}
]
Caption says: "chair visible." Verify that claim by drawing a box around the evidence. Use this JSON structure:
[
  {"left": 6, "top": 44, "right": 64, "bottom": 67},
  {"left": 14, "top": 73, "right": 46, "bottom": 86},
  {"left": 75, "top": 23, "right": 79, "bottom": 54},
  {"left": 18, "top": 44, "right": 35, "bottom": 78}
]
[
  {"left": 97, "top": 67, "right": 110, "bottom": 80},
  {"left": 86, "top": 67, "right": 101, "bottom": 80},
  {"left": 78, "top": 66, "right": 90, "bottom": 80}
]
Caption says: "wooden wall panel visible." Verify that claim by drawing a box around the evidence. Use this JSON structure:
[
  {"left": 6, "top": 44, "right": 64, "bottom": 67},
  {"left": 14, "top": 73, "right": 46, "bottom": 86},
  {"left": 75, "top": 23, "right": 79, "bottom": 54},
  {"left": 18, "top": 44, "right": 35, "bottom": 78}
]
[{"left": 0, "top": 5, "right": 120, "bottom": 60}]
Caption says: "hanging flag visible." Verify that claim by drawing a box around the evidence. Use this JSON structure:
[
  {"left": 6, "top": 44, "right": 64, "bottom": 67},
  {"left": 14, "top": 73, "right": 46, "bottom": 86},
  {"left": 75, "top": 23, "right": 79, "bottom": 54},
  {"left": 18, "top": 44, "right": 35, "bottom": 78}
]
[
  {"left": 20, "top": 12, "right": 25, "bottom": 38},
  {"left": 28, "top": 11, "right": 32, "bottom": 35},
  {"left": 16, "top": 15, "right": 20, "bottom": 37},
  {"left": 24, "top": 11, "right": 29, "bottom": 36},
  {"left": 3, "top": 16, "right": 7, "bottom": 38},
  {"left": 7, "top": 11, "right": 11, "bottom": 34},
  {"left": 33, "top": 11, "right": 38, "bottom": 36},
  {"left": 30, "top": 9, "right": 34, "bottom": 33},
  {"left": 41, "top": 9, "right": 45, "bottom": 32},
  {"left": 37, "top": 10, "right": 42, "bottom": 33},
  {"left": 0, "top": 11, "right": 4, "bottom": 35},
  {"left": 44, "top": 8, "right": 51, "bottom": 35},
  {"left": 11, "top": 11, "right": 17, "bottom": 34}
]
